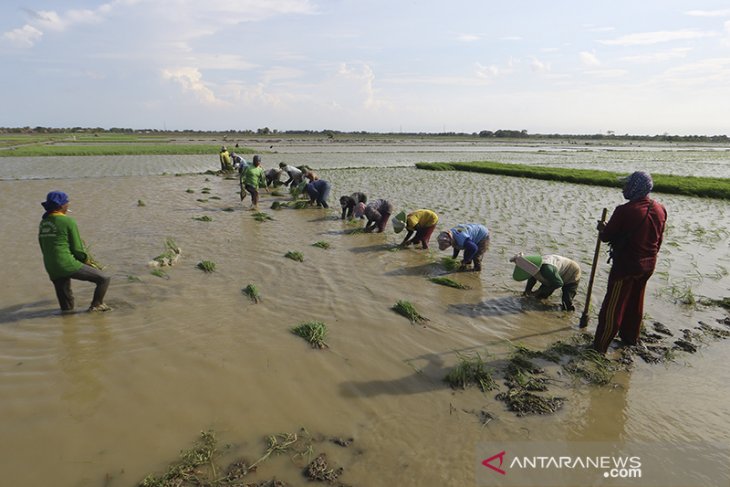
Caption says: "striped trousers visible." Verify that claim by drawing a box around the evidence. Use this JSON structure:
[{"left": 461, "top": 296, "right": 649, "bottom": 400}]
[{"left": 592, "top": 270, "right": 653, "bottom": 353}]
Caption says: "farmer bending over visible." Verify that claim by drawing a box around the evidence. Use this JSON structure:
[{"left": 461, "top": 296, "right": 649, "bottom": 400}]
[
  {"left": 438, "top": 224, "right": 490, "bottom": 272},
  {"left": 510, "top": 253, "right": 582, "bottom": 311}
]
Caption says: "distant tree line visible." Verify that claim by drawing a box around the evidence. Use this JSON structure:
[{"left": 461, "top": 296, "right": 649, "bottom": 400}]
[{"left": 1, "top": 126, "right": 728, "bottom": 143}]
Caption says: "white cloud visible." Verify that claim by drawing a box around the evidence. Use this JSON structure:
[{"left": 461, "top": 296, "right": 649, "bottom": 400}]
[
  {"left": 161, "top": 67, "right": 223, "bottom": 106},
  {"left": 684, "top": 9, "right": 730, "bottom": 17},
  {"left": 530, "top": 57, "right": 550, "bottom": 73},
  {"left": 456, "top": 33, "right": 481, "bottom": 42},
  {"left": 599, "top": 30, "right": 715, "bottom": 46},
  {"left": 583, "top": 69, "right": 627, "bottom": 78},
  {"left": 579, "top": 51, "right": 600, "bottom": 66},
  {"left": 621, "top": 47, "right": 692, "bottom": 63},
  {"left": 3, "top": 25, "right": 43, "bottom": 48},
  {"left": 337, "top": 62, "right": 389, "bottom": 110}
]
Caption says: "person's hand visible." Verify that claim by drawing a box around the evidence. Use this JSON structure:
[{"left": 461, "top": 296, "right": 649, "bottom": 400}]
[{"left": 596, "top": 221, "right": 606, "bottom": 232}]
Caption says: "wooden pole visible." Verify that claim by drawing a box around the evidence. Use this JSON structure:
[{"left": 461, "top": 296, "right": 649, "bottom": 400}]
[{"left": 579, "top": 208, "right": 608, "bottom": 328}]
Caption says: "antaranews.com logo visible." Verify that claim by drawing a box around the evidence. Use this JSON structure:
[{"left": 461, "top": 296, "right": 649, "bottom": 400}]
[
  {"left": 475, "top": 442, "right": 729, "bottom": 487},
  {"left": 481, "top": 449, "right": 641, "bottom": 479}
]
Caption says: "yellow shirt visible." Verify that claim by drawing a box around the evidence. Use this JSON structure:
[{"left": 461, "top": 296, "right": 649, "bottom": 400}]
[{"left": 406, "top": 209, "right": 438, "bottom": 231}]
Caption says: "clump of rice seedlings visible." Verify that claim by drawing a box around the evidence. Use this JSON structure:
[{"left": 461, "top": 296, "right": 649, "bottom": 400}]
[
  {"left": 193, "top": 215, "right": 213, "bottom": 222},
  {"left": 150, "top": 238, "right": 182, "bottom": 267},
  {"left": 137, "top": 199, "right": 146, "bottom": 207},
  {"left": 700, "top": 296, "right": 730, "bottom": 310},
  {"left": 139, "top": 430, "right": 221, "bottom": 487},
  {"left": 292, "top": 200, "right": 309, "bottom": 209},
  {"left": 444, "top": 352, "right": 497, "bottom": 391},
  {"left": 392, "top": 300, "right": 429, "bottom": 324},
  {"left": 222, "top": 207, "right": 235, "bottom": 212},
  {"left": 209, "top": 196, "right": 221, "bottom": 200},
  {"left": 440, "top": 257, "right": 460, "bottom": 271},
  {"left": 186, "top": 188, "right": 195, "bottom": 193},
  {"left": 197, "top": 260, "right": 216, "bottom": 272},
  {"left": 127, "top": 275, "right": 142, "bottom": 282},
  {"left": 150, "top": 268, "right": 168, "bottom": 279},
  {"left": 291, "top": 321, "right": 329, "bottom": 348},
  {"left": 252, "top": 212, "right": 273, "bottom": 222},
  {"left": 201, "top": 187, "right": 211, "bottom": 192},
  {"left": 312, "top": 241, "right": 330, "bottom": 249},
  {"left": 285, "top": 251, "right": 304, "bottom": 262},
  {"left": 242, "top": 284, "right": 261, "bottom": 303},
  {"left": 271, "top": 201, "right": 288, "bottom": 210},
  {"left": 428, "top": 276, "right": 470, "bottom": 289},
  {"left": 196, "top": 198, "right": 208, "bottom": 202},
  {"left": 495, "top": 388, "right": 564, "bottom": 416},
  {"left": 563, "top": 349, "right": 615, "bottom": 385}
]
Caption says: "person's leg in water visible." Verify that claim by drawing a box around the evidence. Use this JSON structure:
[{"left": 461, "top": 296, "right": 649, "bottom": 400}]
[
  {"left": 472, "top": 237, "right": 490, "bottom": 271},
  {"left": 69, "top": 264, "right": 112, "bottom": 311},
  {"left": 52, "top": 277, "right": 75, "bottom": 311}
]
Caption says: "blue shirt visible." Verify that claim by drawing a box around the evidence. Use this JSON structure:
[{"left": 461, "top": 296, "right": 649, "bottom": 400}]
[{"left": 450, "top": 224, "right": 489, "bottom": 249}]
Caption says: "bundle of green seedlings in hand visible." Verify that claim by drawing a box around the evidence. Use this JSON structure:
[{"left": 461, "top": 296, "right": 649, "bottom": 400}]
[
  {"left": 440, "top": 257, "right": 460, "bottom": 272},
  {"left": 312, "top": 241, "right": 330, "bottom": 249},
  {"left": 291, "top": 321, "right": 329, "bottom": 348},
  {"left": 137, "top": 199, "right": 146, "bottom": 207},
  {"left": 197, "top": 260, "right": 216, "bottom": 272},
  {"left": 252, "top": 212, "right": 273, "bottom": 222},
  {"left": 444, "top": 352, "right": 497, "bottom": 392},
  {"left": 428, "top": 276, "right": 470, "bottom": 289},
  {"left": 82, "top": 240, "right": 105, "bottom": 270},
  {"left": 242, "top": 284, "right": 261, "bottom": 303},
  {"left": 392, "top": 300, "right": 429, "bottom": 324},
  {"left": 285, "top": 251, "right": 304, "bottom": 262}
]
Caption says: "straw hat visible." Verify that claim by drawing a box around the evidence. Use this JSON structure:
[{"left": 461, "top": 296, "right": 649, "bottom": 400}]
[{"left": 392, "top": 211, "right": 406, "bottom": 233}]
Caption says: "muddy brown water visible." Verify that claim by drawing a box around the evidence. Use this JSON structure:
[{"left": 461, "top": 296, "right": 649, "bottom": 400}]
[{"left": 0, "top": 141, "right": 729, "bottom": 486}]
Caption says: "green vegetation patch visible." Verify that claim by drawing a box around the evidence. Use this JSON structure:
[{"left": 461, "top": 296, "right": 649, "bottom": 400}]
[
  {"left": 285, "top": 251, "right": 304, "bottom": 262},
  {"left": 416, "top": 161, "right": 730, "bottom": 199},
  {"left": 392, "top": 300, "right": 429, "bottom": 324},
  {"left": 495, "top": 388, "right": 565, "bottom": 417},
  {"left": 440, "top": 257, "right": 460, "bottom": 272},
  {"left": 197, "top": 260, "right": 216, "bottom": 272},
  {"left": 0, "top": 143, "right": 256, "bottom": 157},
  {"left": 444, "top": 352, "right": 497, "bottom": 391},
  {"left": 151, "top": 238, "right": 182, "bottom": 267},
  {"left": 291, "top": 321, "right": 329, "bottom": 348},
  {"left": 242, "top": 284, "right": 261, "bottom": 303},
  {"left": 193, "top": 215, "right": 213, "bottom": 222},
  {"left": 428, "top": 276, "right": 469, "bottom": 289},
  {"left": 252, "top": 212, "right": 273, "bottom": 222},
  {"left": 312, "top": 241, "right": 331, "bottom": 249}
]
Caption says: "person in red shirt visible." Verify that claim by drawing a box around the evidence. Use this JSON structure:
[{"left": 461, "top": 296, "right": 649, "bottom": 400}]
[{"left": 592, "top": 171, "right": 667, "bottom": 353}]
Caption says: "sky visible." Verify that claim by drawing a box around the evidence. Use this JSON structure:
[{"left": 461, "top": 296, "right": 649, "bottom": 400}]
[{"left": 2, "top": 1, "right": 730, "bottom": 135}]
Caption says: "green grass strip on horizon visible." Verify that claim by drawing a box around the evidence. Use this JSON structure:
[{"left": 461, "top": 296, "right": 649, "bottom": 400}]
[{"left": 415, "top": 161, "right": 730, "bottom": 200}]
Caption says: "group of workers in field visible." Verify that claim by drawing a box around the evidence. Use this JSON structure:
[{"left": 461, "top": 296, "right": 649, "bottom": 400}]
[{"left": 40, "top": 144, "right": 667, "bottom": 357}]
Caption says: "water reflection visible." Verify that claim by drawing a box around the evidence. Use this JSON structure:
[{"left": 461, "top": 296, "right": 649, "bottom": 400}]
[{"left": 60, "top": 321, "right": 112, "bottom": 414}]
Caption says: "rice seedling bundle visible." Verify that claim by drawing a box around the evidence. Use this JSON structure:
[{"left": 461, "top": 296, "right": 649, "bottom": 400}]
[
  {"left": 392, "top": 300, "right": 428, "bottom": 324},
  {"left": 197, "top": 260, "right": 216, "bottom": 272},
  {"left": 428, "top": 276, "right": 469, "bottom": 289},
  {"left": 291, "top": 321, "right": 329, "bottom": 348},
  {"left": 242, "top": 284, "right": 261, "bottom": 303},
  {"left": 285, "top": 251, "right": 304, "bottom": 262}
]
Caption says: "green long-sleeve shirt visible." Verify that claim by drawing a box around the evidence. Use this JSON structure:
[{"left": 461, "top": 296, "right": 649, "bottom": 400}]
[{"left": 38, "top": 213, "right": 87, "bottom": 280}]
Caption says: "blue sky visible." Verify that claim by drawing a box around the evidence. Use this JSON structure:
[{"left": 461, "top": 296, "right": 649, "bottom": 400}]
[{"left": 2, "top": 1, "right": 730, "bottom": 135}]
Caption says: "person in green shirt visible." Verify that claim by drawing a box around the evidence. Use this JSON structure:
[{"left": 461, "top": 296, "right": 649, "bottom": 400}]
[
  {"left": 510, "top": 253, "right": 582, "bottom": 311},
  {"left": 38, "top": 191, "right": 111, "bottom": 312},
  {"left": 240, "top": 155, "right": 267, "bottom": 209}
]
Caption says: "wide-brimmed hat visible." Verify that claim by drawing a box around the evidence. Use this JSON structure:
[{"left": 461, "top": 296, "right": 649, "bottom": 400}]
[
  {"left": 511, "top": 254, "right": 542, "bottom": 281},
  {"left": 354, "top": 202, "right": 366, "bottom": 218},
  {"left": 392, "top": 211, "right": 406, "bottom": 233},
  {"left": 437, "top": 231, "right": 452, "bottom": 250}
]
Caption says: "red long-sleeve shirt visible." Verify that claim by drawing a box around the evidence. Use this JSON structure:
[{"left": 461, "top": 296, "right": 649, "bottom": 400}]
[{"left": 600, "top": 197, "right": 667, "bottom": 277}]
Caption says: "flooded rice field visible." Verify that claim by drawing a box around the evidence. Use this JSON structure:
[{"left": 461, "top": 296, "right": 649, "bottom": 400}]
[{"left": 0, "top": 141, "right": 729, "bottom": 486}]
